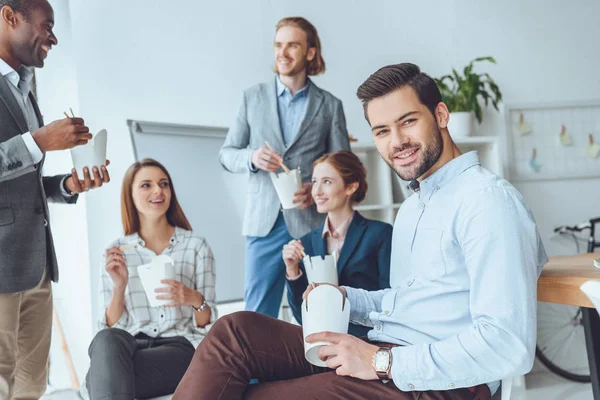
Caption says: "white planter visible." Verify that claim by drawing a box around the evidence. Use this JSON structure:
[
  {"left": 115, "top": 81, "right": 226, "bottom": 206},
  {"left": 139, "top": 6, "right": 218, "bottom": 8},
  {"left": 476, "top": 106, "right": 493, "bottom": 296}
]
[{"left": 447, "top": 112, "right": 473, "bottom": 137}]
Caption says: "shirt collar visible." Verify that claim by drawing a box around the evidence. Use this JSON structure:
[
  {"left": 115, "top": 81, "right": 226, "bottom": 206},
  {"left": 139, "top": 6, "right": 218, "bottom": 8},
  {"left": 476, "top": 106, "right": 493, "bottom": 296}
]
[
  {"left": 129, "top": 226, "right": 184, "bottom": 249},
  {"left": 418, "top": 151, "right": 481, "bottom": 201},
  {"left": 276, "top": 75, "right": 310, "bottom": 98},
  {"left": 0, "top": 57, "right": 34, "bottom": 84},
  {"left": 322, "top": 211, "right": 355, "bottom": 239}
]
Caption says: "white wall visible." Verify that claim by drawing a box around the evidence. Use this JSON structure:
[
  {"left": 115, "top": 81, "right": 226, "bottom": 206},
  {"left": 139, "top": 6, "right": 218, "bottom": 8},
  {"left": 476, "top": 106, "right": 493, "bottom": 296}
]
[
  {"left": 37, "top": 0, "right": 600, "bottom": 385},
  {"left": 35, "top": 0, "right": 90, "bottom": 388}
]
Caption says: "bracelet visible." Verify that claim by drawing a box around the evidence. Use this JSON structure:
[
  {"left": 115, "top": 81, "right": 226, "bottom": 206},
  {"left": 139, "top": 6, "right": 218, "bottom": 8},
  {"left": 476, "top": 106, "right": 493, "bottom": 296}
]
[{"left": 192, "top": 298, "right": 207, "bottom": 312}]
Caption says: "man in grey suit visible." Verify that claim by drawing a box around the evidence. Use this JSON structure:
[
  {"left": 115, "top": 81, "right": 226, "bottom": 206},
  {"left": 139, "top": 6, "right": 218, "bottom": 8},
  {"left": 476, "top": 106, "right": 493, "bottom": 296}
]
[
  {"left": 0, "top": 1, "right": 110, "bottom": 398},
  {"left": 220, "top": 16, "right": 350, "bottom": 318}
]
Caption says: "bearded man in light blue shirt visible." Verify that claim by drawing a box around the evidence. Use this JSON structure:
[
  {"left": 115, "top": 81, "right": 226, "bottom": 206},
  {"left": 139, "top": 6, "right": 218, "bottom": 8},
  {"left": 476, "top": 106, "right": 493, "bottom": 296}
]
[{"left": 174, "top": 63, "right": 547, "bottom": 400}]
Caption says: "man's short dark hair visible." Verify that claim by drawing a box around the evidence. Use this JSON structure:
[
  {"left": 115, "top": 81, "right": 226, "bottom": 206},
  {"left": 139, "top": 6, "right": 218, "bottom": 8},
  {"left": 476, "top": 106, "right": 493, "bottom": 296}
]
[
  {"left": 356, "top": 63, "right": 443, "bottom": 123},
  {"left": 0, "top": 0, "right": 36, "bottom": 20}
]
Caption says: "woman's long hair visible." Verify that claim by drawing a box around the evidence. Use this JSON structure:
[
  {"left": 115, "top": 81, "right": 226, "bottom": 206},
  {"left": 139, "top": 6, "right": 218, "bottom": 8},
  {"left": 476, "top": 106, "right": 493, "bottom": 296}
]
[{"left": 121, "top": 158, "right": 192, "bottom": 235}]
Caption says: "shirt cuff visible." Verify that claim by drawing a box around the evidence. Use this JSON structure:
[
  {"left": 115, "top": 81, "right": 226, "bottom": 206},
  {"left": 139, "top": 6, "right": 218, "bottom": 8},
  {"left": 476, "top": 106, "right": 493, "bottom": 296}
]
[
  {"left": 286, "top": 269, "right": 304, "bottom": 281},
  {"left": 248, "top": 159, "right": 259, "bottom": 173},
  {"left": 343, "top": 286, "right": 373, "bottom": 326},
  {"left": 59, "top": 175, "right": 75, "bottom": 197},
  {"left": 21, "top": 132, "right": 43, "bottom": 164}
]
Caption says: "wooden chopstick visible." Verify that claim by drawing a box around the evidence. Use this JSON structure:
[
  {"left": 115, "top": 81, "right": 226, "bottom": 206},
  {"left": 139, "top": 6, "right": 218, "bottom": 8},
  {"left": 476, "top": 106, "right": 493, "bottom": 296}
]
[
  {"left": 63, "top": 112, "right": 70, "bottom": 119},
  {"left": 69, "top": 107, "right": 75, "bottom": 118},
  {"left": 264, "top": 141, "right": 291, "bottom": 174}
]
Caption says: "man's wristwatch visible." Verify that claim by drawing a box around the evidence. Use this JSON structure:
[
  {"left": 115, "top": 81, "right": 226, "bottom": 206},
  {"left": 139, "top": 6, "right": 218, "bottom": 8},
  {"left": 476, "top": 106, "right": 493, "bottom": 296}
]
[
  {"left": 372, "top": 347, "right": 392, "bottom": 381},
  {"left": 191, "top": 297, "right": 207, "bottom": 312}
]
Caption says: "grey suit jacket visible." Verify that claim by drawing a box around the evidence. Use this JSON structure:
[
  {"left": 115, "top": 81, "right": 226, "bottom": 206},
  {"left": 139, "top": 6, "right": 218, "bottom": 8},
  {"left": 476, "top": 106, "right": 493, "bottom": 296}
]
[
  {"left": 0, "top": 76, "right": 77, "bottom": 294},
  {"left": 220, "top": 77, "right": 350, "bottom": 238}
]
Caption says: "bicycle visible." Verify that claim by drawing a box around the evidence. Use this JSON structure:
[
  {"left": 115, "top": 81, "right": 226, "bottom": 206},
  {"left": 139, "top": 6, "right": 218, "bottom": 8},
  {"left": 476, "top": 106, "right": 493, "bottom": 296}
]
[{"left": 535, "top": 217, "right": 600, "bottom": 382}]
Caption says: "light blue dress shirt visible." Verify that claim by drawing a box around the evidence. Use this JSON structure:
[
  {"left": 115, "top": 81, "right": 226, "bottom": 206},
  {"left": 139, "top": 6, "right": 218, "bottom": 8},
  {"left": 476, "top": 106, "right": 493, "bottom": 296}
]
[
  {"left": 344, "top": 151, "right": 548, "bottom": 394},
  {"left": 276, "top": 75, "right": 309, "bottom": 147}
]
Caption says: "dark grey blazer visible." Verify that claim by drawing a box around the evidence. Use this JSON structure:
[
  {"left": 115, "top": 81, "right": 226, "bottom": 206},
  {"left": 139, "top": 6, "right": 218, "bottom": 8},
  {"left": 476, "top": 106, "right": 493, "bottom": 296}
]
[
  {"left": 219, "top": 77, "right": 351, "bottom": 239},
  {"left": 0, "top": 76, "right": 77, "bottom": 294}
]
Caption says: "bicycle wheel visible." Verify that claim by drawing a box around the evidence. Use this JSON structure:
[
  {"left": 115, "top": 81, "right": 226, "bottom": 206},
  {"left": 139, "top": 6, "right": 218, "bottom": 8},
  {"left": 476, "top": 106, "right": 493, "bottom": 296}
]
[{"left": 536, "top": 302, "right": 590, "bottom": 382}]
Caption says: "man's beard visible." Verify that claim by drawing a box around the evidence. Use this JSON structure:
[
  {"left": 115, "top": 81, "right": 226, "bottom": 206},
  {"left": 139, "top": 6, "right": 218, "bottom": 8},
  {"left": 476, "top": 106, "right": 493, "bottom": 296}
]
[{"left": 386, "top": 125, "right": 443, "bottom": 182}]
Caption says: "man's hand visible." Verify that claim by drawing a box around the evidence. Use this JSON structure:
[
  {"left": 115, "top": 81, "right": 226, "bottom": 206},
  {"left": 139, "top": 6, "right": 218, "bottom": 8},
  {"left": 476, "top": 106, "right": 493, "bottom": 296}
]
[
  {"left": 306, "top": 331, "right": 380, "bottom": 380},
  {"left": 293, "top": 182, "right": 313, "bottom": 209},
  {"left": 32, "top": 117, "right": 92, "bottom": 152},
  {"left": 66, "top": 160, "right": 111, "bottom": 194},
  {"left": 251, "top": 147, "right": 283, "bottom": 172},
  {"left": 155, "top": 280, "right": 204, "bottom": 308}
]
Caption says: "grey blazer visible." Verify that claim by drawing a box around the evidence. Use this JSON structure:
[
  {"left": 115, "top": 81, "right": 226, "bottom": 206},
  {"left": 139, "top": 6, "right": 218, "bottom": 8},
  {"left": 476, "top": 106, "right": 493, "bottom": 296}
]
[
  {"left": 220, "top": 77, "right": 350, "bottom": 238},
  {"left": 0, "top": 76, "right": 77, "bottom": 294}
]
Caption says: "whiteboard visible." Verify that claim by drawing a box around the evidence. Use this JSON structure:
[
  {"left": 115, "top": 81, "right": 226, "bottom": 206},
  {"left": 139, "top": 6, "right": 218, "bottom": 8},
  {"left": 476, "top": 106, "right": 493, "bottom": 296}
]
[
  {"left": 505, "top": 101, "right": 600, "bottom": 181},
  {"left": 128, "top": 120, "right": 247, "bottom": 302}
]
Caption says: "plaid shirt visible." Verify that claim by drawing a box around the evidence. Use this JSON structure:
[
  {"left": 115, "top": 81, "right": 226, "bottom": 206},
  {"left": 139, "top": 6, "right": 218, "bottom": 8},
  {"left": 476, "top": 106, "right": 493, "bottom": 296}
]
[{"left": 97, "top": 227, "right": 216, "bottom": 348}]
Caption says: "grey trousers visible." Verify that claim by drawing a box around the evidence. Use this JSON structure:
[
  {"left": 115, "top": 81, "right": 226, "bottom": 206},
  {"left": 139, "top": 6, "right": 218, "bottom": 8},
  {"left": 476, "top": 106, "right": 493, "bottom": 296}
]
[{"left": 86, "top": 328, "right": 195, "bottom": 400}]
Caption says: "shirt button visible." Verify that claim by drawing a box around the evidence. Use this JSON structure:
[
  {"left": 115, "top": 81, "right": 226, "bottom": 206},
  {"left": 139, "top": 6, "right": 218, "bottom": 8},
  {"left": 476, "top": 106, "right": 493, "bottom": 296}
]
[
  {"left": 449, "top": 383, "right": 455, "bottom": 388},
  {"left": 383, "top": 310, "right": 389, "bottom": 315},
  {"left": 153, "top": 329, "right": 157, "bottom": 332},
  {"left": 375, "top": 325, "right": 381, "bottom": 330},
  {"left": 408, "top": 384, "right": 415, "bottom": 390},
  {"left": 160, "top": 314, "right": 164, "bottom": 318},
  {"left": 420, "top": 204, "right": 425, "bottom": 209}
]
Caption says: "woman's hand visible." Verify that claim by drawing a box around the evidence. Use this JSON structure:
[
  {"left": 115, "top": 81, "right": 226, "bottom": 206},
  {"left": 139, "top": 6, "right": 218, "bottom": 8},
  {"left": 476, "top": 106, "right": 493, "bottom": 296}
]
[
  {"left": 105, "top": 246, "right": 128, "bottom": 291},
  {"left": 282, "top": 239, "right": 305, "bottom": 277},
  {"left": 155, "top": 280, "right": 204, "bottom": 308}
]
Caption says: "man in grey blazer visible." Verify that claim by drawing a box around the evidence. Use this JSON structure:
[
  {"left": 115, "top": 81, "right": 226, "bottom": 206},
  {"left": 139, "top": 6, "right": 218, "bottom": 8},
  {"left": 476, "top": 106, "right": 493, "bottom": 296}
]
[
  {"left": 0, "top": 1, "right": 110, "bottom": 398},
  {"left": 220, "top": 17, "right": 350, "bottom": 318}
]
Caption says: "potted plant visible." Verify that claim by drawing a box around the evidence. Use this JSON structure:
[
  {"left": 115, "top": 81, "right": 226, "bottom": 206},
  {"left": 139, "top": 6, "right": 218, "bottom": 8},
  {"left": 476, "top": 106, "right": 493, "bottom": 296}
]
[{"left": 435, "top": 56, "right": 502, "bottom": 137}]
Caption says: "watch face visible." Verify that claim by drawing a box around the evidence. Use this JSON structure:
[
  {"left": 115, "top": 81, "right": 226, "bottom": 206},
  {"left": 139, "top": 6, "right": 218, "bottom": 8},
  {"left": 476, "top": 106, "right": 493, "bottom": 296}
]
[{"left": 374, "top": 351, "right": 390, "bottom": 371}]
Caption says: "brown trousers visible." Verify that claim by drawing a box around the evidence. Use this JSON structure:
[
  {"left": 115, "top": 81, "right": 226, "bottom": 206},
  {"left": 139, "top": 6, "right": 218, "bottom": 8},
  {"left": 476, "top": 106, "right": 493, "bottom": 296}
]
[
  {"left": 0, "top": 268, "right": 52, "bottom": 400},
  {"left": 174, "top": 311, "right": 491, "bottom": 400}
]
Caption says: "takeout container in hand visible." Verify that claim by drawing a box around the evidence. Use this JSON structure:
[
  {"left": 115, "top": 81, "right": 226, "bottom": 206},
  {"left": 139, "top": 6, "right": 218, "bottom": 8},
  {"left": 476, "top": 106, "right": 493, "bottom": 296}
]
[
  {"left": 301, "top": 285, "right": 350, "bottom": 367},
  {"left": 70, "top": 129, "right": 107, "bottom": 178},
  {"left": 270, "top": 168, "right": 302, "bottom": 209},
  {"left": 136, "top": 254, "right": 176, "bottom": 307},
  {"left": 303, "top": 252, "right": 338, "bottom": 285}
]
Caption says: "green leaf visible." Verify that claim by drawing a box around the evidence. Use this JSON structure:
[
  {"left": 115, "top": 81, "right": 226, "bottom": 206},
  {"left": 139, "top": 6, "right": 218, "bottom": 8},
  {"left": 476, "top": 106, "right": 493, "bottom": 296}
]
[{"left": 434, "top": 56, "right": 503, "bottom": 122}]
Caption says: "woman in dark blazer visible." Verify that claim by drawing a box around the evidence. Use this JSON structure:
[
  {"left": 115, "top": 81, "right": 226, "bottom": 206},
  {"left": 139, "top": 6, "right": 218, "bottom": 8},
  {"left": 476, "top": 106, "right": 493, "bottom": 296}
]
[{"left": 282, "top": 151, "right": 392, "bottom": 337}]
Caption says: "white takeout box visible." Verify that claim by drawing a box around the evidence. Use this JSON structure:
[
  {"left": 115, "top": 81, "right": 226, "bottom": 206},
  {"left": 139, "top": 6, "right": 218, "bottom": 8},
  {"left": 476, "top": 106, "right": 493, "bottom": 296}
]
[
  {"left": 301, "top": 285, "right": 350, "bottom": 367},
  {"left": 303, "top": 253, "right": 338, "bottom": 285},
  {"left": 270, "top": 168, "right": 302, "bottom": 209},
  {"left": 70, "top": 129, "right": 107, "bottom": 178},
  {"left": 137, "top": 254, "right": 176, "bottom": 307}
]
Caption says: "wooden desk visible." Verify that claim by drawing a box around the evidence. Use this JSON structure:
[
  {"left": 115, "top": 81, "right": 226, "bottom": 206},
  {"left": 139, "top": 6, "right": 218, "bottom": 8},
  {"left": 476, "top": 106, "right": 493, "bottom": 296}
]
[
  {"left": 538, "top": 253, "right": 600, "bottom": 399},
  {"left": 538, "top": 253, "right": 600, "bottom": 308}
]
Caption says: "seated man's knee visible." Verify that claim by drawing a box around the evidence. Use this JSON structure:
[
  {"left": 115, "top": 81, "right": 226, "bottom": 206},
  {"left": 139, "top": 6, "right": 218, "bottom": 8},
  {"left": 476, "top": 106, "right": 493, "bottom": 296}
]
[{"left": 211, "top": 311, "right": 261, "bottom": 335}]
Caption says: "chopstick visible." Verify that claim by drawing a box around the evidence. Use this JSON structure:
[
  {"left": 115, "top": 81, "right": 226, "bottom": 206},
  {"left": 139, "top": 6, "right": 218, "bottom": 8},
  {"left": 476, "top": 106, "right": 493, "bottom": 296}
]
[
  {"left": 64, "top": 107, "right": 76, "bottom": 119},
  {"left": 264, "top": 141, "right": 291, "bottom": 174}
]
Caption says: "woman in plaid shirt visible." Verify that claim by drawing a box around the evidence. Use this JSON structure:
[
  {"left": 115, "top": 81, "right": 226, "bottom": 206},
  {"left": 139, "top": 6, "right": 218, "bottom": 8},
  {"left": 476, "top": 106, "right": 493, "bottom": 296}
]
[{"left": 84, "top": 158, "right": 216, "bottom": 399}]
